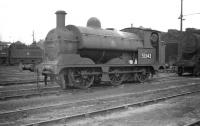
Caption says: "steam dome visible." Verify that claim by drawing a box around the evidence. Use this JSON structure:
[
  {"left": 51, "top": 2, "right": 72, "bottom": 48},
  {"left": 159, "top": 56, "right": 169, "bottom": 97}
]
[{"left": 87, "top": 17, "right": 101, "bottom": 28}]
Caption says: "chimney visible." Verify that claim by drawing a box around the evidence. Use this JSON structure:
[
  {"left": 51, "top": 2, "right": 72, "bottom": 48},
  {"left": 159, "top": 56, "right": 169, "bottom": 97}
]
[{"left": 55, "top": 10, "right": 66, "bottom": 29}]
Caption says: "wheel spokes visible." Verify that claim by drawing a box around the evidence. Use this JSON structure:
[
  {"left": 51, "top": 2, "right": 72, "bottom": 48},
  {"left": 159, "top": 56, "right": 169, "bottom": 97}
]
[
  {"left": 109, "top": 69, "right": 124, "bottom": 86},
  {"left": 136, "top": 72, "right": 147, "bottom": 83},
  {"left": 68, "top": 69, "right": 94, "bottom": 89}
]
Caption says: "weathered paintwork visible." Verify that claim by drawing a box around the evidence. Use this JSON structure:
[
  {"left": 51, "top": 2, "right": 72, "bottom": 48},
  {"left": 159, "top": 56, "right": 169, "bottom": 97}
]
[
  {"left": 41, "top": 10, "right": 166, "bottom": 89},
  {"left": 66, "top": 25, "right": 143, "bottom": 51}
]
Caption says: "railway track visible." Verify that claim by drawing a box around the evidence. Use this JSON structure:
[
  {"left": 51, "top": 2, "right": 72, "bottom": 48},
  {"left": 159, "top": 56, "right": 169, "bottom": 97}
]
[
  {"left": 0, "top": 85, "right": 61, "bottom": 100},
  {"left": 0, "top": 74, "right": 194, "bottom": 101},
  {"left": 0, "top": 74, "right": 199, "bottom": 101},
  {"left": 1, "top": 82, "right": 200, "bottom": 126},
  {"left": 184, "top": 120, "right": 200, "bottom": 126},
  {"left": 0, "top": 79, "right": 44, "bottom": 86},
  {"left": 0, "top": 66, "right": 41, "bottom": 85}
]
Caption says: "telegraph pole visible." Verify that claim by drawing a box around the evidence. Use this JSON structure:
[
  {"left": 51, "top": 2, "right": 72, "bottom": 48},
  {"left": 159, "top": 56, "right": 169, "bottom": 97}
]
[
  {"left": 32, "top": 31, "right": 35, "bottom": 42},
  {"left": 180, "top": 0, "right": 183, "bottom": 31},
  {"left": 178, "top": 0, "right": 183, "bottom": 60},
  {"left": 32, "top": 31, "right": 36, "bottom": 44}
]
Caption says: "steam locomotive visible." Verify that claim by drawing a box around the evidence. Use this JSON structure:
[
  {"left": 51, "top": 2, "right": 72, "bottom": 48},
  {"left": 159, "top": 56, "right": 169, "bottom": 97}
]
[
  {"left": 40, "top": 10, "right": 165, "bottom": 89},
  {"left": 161, "top": 30, "right": 181, "bottom": 66},
  {"left": 0, "top": 41, "right": 43, "bottom": 68},
  {"left": 176, "top": 28, "right": 200, "bottom": 76},
  {"left": 0, "top": 42, "right": 10, "bottom": 64}
]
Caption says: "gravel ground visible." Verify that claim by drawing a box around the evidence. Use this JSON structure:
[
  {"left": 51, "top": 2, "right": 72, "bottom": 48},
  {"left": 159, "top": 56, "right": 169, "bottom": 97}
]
[
  {"left": 0, "top": 66, "right": 43, "bottom": 84},
  {"left": 1, "top": 66, "right": 200, "bottom": 126},
  {"left": 62, "top": 92, "right": 200, "bottom": 126},
  {"left": 1, "top": 77, "right": 200, "bottom": 125},
  {"left": 0, "top": 74, "right": 195, "bottom": 113}
]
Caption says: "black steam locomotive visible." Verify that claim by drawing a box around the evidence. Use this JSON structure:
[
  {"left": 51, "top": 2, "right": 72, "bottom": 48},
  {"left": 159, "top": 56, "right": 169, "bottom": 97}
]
[
  {"left": 39, "top": 10, "right": 165, "bottom": 89},
  {"left": 0, "top": 42, "right": 10, "bottom": 64},
  {"left": 0, "top": 41, "right": 43, "bottom": 68},
  {"left": 176, "top": 28, "right": 200, "bottom": 76},
  {"left": 9, "top": 42, "right": 43, "bottom": 65}
]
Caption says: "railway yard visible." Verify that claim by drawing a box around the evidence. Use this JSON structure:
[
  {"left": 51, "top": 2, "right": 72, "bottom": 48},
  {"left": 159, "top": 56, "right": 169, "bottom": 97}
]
[
  {"left": 0, "top": 66, "right": 199, "bottom": 126},
  {"left": 0, "top": 0, "right": 200, "bottom": 125}
]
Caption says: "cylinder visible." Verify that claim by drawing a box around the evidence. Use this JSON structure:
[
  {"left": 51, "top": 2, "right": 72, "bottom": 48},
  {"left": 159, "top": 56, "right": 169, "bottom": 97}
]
[{"left": 55, "top": 10, "right": 66, "bottom": 29}]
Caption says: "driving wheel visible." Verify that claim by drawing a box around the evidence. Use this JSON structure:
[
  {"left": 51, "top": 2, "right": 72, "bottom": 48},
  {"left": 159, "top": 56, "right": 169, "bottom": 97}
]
[
  {"left": 109, "top": 68, "right": 125, "bottom": 86},
  {"left": 68, "top": 68, "right": 94, "bottom": 89}
]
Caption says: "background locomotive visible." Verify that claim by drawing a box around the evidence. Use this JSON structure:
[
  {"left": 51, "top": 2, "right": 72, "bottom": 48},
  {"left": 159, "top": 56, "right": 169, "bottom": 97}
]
[
  {"left": 9, "top": 41, "right": 43, "bottom": 65},
  {"left": 40, "top": 10, "right": 165, "bottom": 89},
  {"left": 0, "top": 41, "right": 10, "bottom": 64},
  {"left": 0, "top": 41, "right": 43, "bottom": 68},
  {"left": 161, "top": 30, "right": 181, "bottom": 66},
  {"left": 176, "top": 28, "right": 200, "bottom": 76}
]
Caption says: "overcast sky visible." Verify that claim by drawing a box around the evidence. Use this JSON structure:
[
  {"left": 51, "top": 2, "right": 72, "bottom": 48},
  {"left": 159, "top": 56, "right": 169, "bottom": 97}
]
[{"left": 0, "top": 0, "right": 200, "bottom": 44}]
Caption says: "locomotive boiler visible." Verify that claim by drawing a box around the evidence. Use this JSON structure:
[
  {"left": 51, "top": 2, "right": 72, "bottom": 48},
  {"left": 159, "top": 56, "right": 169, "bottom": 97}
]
[
  {"left": 40, "top": 10, "right": 165, "bottom": 89},
  {"left": 176, "top": 28, "right": 200, "bottom": 76}
]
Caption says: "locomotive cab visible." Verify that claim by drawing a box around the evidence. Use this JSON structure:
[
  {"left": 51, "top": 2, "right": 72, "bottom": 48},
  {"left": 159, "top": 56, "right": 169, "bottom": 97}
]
[{"left": 121, "top": 28, "right": 165, "bottom": 68}]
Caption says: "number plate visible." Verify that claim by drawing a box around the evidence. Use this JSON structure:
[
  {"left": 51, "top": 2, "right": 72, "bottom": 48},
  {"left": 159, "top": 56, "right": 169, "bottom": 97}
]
[{"left": 138, "top": 48, "right": 156, "bottom": 64}]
